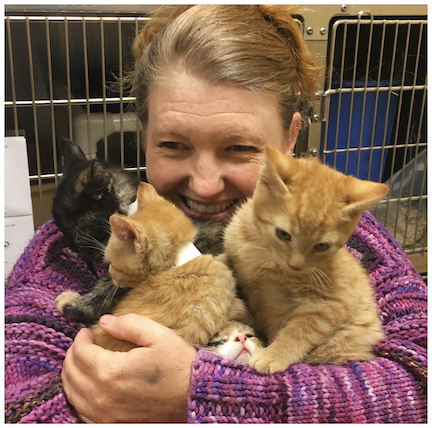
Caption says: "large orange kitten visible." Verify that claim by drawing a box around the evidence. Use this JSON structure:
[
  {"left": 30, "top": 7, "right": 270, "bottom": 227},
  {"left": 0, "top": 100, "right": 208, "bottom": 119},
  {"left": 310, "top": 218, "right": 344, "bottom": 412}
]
[
  {"left": 90, "top": 182, "right": 246, "bottom": 351},
  {"left": 224, "top": 146, "right": 389, "bottom": 375}
]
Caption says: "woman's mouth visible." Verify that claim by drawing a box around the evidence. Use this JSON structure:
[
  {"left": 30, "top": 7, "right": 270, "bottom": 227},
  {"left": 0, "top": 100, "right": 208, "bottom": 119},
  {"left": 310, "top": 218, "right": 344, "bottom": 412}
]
[
  {"left": 179, "top": 196, "right": 243, "bottom": 222},
  {"left": 185, "top": 198, "right": 234, "bottom": 214}
]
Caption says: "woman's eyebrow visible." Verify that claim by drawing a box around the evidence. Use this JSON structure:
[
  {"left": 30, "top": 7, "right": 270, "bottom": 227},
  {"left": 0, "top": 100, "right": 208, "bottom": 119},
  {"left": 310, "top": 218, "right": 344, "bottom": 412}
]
[
  {"left": 221, "top": 132, "right": 265, "bottom": 145},
  {"left": 152, "top": 128, "right": 190, "bottom": 141}
]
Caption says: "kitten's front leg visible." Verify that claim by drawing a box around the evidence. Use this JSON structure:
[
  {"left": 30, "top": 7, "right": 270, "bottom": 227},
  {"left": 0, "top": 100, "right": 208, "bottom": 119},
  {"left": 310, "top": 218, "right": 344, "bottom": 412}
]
[
  {"left": 249, "top": 303, "right": 344, "bottom": 374},
  {"left": 249, "top": 346, "right": 297, "bottom": 375},
  {"left": 55, "top": 274, "right": 131, "bottom": 324},
  {"left": 249, "top": 335, "right": 310, "bottom": 374}
]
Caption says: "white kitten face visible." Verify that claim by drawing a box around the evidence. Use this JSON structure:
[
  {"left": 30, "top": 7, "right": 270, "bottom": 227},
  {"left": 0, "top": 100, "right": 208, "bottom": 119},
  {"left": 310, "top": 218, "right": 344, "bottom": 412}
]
[{"left": 206, "top": 321, "right": 263, "bottom": 365}]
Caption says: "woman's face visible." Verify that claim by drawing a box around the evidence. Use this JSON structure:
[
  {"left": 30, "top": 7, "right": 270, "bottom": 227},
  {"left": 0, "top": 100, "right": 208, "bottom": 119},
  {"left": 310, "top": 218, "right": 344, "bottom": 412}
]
[{"left": 145, "top": 72, "right": 300, "bottom": 223}]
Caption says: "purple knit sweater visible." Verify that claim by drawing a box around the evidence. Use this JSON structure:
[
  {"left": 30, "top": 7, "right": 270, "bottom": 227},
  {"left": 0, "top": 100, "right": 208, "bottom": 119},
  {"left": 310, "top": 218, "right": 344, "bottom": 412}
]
[{"left": 5, "top": 213, "right": 426, "bottom": 423}]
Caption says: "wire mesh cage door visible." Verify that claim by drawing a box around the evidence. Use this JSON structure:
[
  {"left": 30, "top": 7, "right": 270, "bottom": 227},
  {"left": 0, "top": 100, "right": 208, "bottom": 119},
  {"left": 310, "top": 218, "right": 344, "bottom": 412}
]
[
  {"left": 4, "top": 7, "right": 428, "bottom": 276},
  {"left": 320, "top": 13, "right": 427, "bottom": 272},
  {"left": 5, "top": 14, "right": 147, "bottom": 228}
]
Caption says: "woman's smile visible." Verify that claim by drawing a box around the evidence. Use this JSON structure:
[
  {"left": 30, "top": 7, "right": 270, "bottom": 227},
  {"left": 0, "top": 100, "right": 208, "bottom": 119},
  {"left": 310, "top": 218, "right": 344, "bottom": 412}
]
[
  {"left": 145, "top": 72, "right": 296, "bottom": 223},
  {"left": 176, "top": 195, "right": 244, "bottom": 222}
]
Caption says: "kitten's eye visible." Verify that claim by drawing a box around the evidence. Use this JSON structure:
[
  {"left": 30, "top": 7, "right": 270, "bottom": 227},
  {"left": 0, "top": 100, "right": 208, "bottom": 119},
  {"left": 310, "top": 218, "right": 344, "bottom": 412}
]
[
  {"left": 314, "top": 243, "right": 330, "bottom": 252},
  {"left": 245, "top": 334, "right": 254, "bottom": 338},
  {"left": 208, "top": 340, "right": 225, "bottom": 347},
  {"left": 276, "top": 228, "right": 291, "bottom": 241}
]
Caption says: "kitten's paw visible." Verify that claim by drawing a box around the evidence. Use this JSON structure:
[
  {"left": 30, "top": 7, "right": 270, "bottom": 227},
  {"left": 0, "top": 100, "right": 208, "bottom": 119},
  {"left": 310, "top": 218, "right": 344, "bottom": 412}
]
[
  {"left": 55, "top": 290, "right": 80, "bottom": 314},
  {"left": 249, "top": 348, "right": 289, "bottom": 375}
]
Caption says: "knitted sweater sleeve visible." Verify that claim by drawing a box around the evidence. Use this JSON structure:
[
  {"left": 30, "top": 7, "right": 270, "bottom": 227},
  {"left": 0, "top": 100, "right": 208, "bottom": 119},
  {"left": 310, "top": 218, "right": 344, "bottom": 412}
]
[
  {"left": 5, "top": 214, "right": 426, "bottom": 423},
  {"left": 5, "top": 219, "right": 103, "bottom": 423},
  {"left": 187, "top": 212, "right": 427, "bottom": 423}
]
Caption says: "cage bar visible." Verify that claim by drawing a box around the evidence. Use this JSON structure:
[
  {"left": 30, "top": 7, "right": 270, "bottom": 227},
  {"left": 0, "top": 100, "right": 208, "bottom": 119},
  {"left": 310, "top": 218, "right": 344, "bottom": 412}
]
[{"left": 4, "top": 8, "right": 427, "bottom": 272}]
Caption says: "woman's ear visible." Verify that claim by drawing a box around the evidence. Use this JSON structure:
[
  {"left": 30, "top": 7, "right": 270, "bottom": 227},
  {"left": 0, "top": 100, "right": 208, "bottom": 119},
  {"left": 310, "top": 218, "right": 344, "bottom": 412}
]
[{"left": 283, "top": 112, "right": 302, "bottom": 157}]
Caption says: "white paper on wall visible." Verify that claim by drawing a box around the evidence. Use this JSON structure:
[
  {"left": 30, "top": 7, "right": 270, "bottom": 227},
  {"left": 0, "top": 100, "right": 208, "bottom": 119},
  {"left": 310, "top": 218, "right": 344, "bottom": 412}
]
[
  {"left": 4, "top": 136, "right": 35, "bottom": 280},
  {"left": 5, "top": 136, "right": 33, "bottom": 217},
  {"left": 4, "top": 215, "right": 35, "bottom": 278}
]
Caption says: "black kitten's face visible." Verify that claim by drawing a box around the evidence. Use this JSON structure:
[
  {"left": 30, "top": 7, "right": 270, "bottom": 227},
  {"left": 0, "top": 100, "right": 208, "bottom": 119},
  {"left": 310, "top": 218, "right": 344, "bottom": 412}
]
[{"left": 52, "top": 140, "right": 138, "bottom": 268}]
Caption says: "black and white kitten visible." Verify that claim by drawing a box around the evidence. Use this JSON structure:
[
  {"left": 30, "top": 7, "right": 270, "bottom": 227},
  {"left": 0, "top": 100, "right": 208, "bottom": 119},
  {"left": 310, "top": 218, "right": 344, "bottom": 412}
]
[{"left": 52, "top": 139, "right": 139, "bottom": 270}]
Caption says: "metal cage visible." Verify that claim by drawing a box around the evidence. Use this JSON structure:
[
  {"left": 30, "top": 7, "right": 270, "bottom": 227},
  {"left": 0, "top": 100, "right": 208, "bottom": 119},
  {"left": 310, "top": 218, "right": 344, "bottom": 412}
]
[{"left": 4, "top": 4, "right": 427, "bottom": 276}]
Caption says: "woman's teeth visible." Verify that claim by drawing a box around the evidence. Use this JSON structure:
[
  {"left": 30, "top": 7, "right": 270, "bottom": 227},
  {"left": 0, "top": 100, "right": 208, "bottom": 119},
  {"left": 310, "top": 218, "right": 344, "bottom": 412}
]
[{"left": 186, "top": 198, "right": 234, "bottom": 214}]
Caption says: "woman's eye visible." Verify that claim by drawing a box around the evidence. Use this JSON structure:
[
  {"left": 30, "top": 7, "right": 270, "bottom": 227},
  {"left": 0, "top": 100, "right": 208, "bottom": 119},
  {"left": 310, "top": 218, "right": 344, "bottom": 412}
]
[
  {"left": 276, "top": 228, "right": 291, "bottom": 241},
  {"left": 229, "top": 145, "right": 256, "bottom": 152},
  {"left": 314, "top": 243, "right": 330, "bottom": 252},
  {"left": 160, "top": 142, "right": 184, "bottom": 150}
]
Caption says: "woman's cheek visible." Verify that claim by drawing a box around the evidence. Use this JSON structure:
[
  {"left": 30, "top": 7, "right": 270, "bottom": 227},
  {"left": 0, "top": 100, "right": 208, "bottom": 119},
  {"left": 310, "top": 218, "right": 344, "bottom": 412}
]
[
  {"left": 146, "top": 158, "right": 186, "bottom": 196},
  {"left": 230, "top": 162, "right": 262, "bottom": 196}
]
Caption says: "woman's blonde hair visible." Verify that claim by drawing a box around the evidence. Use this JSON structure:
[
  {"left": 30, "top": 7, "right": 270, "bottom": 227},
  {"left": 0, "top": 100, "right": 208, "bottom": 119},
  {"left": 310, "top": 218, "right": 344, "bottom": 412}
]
[{"left": 130, "top": 5, "right": 319, "bottom": 132}]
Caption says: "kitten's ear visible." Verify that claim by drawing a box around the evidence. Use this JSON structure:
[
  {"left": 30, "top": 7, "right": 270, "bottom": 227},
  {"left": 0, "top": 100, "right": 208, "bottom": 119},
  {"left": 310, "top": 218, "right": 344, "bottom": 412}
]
[
  {"left": 258, "top": 146, "right": 294, "bottom": 195},
  {"left": 81, "top": 160, "right": 110, "bottom": 191},
  {"left": 90, "top": 160, "right": 110, "bottom": 184},
  {"left": 136, "top": 182, "right": 160, "bottom": 209},
  {"left": 109, "top": 213, "right": 145, "bottom": 248},
  {"left": 342, "top": 176, "right": 389, "bottom": 216},
  {"left": 60, "top": 139, "right": 87, "bottom": 172}
]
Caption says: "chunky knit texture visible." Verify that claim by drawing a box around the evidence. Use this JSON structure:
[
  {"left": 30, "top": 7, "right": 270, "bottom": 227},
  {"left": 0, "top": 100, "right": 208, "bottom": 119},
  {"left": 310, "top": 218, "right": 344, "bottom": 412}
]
[{"left": 5, "top": 213, "right": 427, "bottom": 423}]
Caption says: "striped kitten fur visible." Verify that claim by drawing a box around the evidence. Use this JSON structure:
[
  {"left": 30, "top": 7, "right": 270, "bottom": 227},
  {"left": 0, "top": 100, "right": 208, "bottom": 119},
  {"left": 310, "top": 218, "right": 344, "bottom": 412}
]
[
  {"left": 87, "top": 182, "right": 246, "bottom": 351},
  {"left": 224, "top": 146, "right": 389, "bottom": 374}
]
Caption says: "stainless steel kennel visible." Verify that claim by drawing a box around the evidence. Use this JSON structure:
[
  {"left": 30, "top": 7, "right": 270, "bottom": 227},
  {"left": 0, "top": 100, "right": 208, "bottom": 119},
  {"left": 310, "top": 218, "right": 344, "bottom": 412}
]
[{"left": 4, "top": 4, "right": 427, "bottom": 276}]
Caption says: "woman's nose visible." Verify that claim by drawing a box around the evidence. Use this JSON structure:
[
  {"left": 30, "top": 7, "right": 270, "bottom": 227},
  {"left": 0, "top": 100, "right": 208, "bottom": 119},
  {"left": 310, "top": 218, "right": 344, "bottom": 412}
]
[{"left": 188, "top": 154, "right": 225, "bottom": 199}]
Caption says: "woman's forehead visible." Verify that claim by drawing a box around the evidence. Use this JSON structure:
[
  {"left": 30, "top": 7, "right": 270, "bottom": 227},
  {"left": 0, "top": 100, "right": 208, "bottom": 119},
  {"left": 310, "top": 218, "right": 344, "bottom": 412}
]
[
  {"left": 149, "top": 72, "right": 280, "bottom": 115},
  {"left": 147, "top": 73, "right": 285, "bottom": 142}
]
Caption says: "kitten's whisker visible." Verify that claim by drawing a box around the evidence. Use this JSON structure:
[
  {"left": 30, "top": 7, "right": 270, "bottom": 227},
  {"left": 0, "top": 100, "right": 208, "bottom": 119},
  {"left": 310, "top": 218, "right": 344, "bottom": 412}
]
[
  {"left": 75, "top": 227, "right": 107, "bottom": 253},
  {"left": 95, "top": 218, "right": 112, "bottom": 234},
  {"left": 311, "top": 267, "right": 333, "bottom": 290},
  {"left": 309, "top": 269, "right": 324, "bottom": 290},
  {"left": 103, "top": 279, "right": 120, "bottom": 311},
  {"left": 314, "top": 269, "right": 327, "bottom": 290},
  {"left": 80, "top": 243, "right": 106, "bottom": 251},
  {"left": 75, "top": 229, "right": 102, "bottom": 244},
  {"left": 315, "top": 268, "right": 333, "bottom": 286}
]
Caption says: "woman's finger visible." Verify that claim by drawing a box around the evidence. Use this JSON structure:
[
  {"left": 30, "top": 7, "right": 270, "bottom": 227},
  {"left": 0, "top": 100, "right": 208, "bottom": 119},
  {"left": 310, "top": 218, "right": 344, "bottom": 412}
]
[{"left": 98, "top": 313, "right": 174, "bottom": 348}]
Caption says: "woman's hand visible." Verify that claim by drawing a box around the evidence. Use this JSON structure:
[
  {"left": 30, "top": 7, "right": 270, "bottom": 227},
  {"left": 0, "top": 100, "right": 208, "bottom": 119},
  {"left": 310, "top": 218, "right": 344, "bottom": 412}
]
[{"left": 61, "top": 314, "right": 197, "bottom": 423}]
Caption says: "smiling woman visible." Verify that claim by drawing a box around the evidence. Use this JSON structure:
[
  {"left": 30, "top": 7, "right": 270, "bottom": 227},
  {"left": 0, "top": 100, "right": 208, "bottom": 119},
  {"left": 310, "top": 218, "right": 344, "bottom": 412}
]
[
  {"left": 145, "top": 73, "right": 295, "bottom": 223},
  {"left": 5, "top": 4, "right": 426, "bottom": 424}
]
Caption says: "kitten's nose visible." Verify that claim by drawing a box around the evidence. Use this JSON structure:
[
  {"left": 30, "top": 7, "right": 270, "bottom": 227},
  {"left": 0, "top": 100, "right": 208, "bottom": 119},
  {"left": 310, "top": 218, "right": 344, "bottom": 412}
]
[
  {"left": 235, "top": 334, "right": 247, "bottom": 344},
  {"left": 288, "top": 264, "right": 302, "bottom": 271}
]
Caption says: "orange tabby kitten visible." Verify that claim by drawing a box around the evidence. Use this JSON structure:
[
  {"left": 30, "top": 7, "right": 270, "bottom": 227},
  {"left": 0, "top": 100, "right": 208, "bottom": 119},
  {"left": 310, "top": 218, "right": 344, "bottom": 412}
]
[
  {"left": 90, "top": 182, "right": 246, "bottom": 351},
  {"left": 224, "top": 146, "right": 389, "bottom": 375}
]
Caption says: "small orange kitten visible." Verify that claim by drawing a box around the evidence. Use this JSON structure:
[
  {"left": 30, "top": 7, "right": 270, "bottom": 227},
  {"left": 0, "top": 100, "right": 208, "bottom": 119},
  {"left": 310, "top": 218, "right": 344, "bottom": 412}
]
[
  {"left": 224, "top": 146, "right": 389, "bottom": 375},
  {"left": 89, "top": 182, "right": 245, "bottom": 351},
  {"left": 206, "top": 321, "right": 263, "bottom": 365}
]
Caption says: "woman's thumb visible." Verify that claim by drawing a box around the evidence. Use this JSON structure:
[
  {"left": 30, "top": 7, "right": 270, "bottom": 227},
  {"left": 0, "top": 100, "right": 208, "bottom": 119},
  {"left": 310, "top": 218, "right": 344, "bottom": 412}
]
[{"left": 98, "top": 313, "right": 159, "bottom": 347}]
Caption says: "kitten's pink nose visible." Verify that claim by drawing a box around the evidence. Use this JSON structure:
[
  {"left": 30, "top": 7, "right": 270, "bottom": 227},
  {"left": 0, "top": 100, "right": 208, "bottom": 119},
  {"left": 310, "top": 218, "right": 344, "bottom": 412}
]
[
  {"left": 288, "top": 264, "right": 302, "bottom": 271},
  {"left": 235, "top": 334, "right": 247, "bottom": 344}
]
